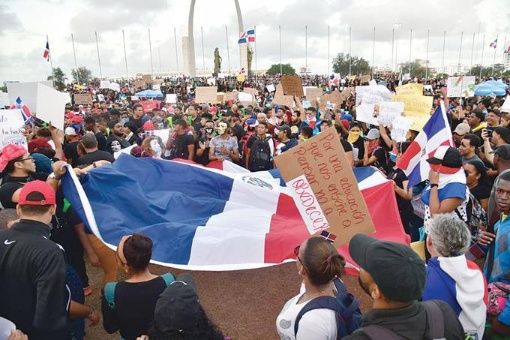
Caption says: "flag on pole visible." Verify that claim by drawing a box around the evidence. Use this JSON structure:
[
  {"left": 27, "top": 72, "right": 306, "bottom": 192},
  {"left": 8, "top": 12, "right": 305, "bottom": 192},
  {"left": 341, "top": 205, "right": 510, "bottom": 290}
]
[
  {"left": 489, "top": 38, "right": 497, "bottom": 48},
  {"left": 396, "top": 103, "right": 453, "bottom": 187},
  {"left": 247, "top": 29, "right": 256, "bottom": 43},
  {"left": 238, "top": 32, "right": 247, "bottom": 44},
  {"left": 43, "top": 41, "right": 50, "bottom": 61}
]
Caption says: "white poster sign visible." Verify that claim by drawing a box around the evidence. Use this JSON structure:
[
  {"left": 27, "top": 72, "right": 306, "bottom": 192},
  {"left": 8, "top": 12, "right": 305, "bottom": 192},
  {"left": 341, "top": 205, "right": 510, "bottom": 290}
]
[
  {"left": 0, "top": 92, "right": 10, "bottom": 108},
  {"left": 266, "top": 84, "right": 276, "bottom": 93},
  {"left": 501, "top": 96, "right": 510, "bottom": 113},
  {"left": 7, "top": 81, "right": 53, "bottom": 112},
  {"left": 35, "top": 83, "right": 67, "bottom": 130},
  {"left": 166, "top": 94, "right": 177, "bottom": 104},
  {"left": 0, "top": 109, "right": 27, "bottom": 149},
  {"left": 109, "top": 82, "right": 121, "bottom": 92},
  {"left": 100, "top": 80, "right": 111, "bottom": 89},
  {"left": 238, "top": 92, "right": 254, "bottom": 102},
  {"left": 447, "top": 76, "right": 476, "bottom": 97}
]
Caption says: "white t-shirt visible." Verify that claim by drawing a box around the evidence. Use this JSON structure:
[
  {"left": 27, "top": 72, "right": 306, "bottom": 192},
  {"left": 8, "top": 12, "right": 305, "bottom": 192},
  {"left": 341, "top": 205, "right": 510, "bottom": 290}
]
[{"left": 276, "top": 292, "right": 337, "bottom": 340}]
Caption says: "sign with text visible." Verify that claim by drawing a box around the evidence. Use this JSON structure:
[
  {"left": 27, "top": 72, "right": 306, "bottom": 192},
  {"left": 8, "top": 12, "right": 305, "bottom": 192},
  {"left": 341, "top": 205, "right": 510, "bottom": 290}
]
[
  {"left": 274, "top": 128, "right": 375, "bottom": 245},
  {"left": 392, "top": 94, "right": 433, "bottom": 131},
  {"left": 447, "top": 76, "right": 476, "bottom": 97},
  {"left": 318, "top": 91, "right": 343, "bottom": 112},
  {"left": 0, "top": 109, "right": 27, "bottom": 149},
  {"left": 272, "top": 84, "right": 294, "bottom": 107},
  {"left": 134, "top": 79, "right": 146, "bottom": 89},
  {"left": 305, "top": 88, "right": 323, "bottom": 105},
  {"left": 73, "top": 93, "right": 93, "bottom": 106},
  {"left": 396, "top": 83, "right": 423, "bottom": 96},
  {"left": 139, "top": 100, "right": 160, "bottom": 113},
  {"left": 195, "top": 87, "right": 218, "bottom": 104},
  {"left": 281, "top": 75, "right": 304, "bottom": 97}
]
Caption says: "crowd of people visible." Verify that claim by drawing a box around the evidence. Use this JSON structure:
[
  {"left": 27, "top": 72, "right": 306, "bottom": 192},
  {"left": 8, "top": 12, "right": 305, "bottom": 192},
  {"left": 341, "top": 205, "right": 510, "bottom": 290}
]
[{"left": 0, "top": 71, "right": 509, "bottom": 339}]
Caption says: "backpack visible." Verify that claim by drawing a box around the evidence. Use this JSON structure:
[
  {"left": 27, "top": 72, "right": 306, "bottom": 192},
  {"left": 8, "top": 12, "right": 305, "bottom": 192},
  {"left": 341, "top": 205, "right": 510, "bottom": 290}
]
[
  {"left": 294, "top": 278, "right": 362, "bottom": 339},
  {"left": 249, "top": 137, "right": 273, "bottom": 171},
  {"left": 104, "top": 273, "right": 175, "bottom": 309},
  {"left": 362, "top": 300, "right": 444, "bottom": 340},
  {"left": 240, "top": 131, "right": 255, "bottom": 158},
  {"left": 455, "top": 191, "right": 488, "bottom": 259}
]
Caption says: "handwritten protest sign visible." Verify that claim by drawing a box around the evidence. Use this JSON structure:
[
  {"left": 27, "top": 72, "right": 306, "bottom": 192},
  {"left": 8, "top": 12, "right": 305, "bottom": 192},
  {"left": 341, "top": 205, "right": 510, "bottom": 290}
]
[
  {"left": 318, "top": 91, "right": 343, "bottom": 112},
  {"left": 139, "top": 100, "right": 160, "bottom": 113},
  {"left": 396, "top": 83, "right": 423, "bottom": 96},
  {"left": 73, "top": 93, "right": 93, "bottom": 105},
  {"left": 0, "top": 109, "right": 27, "bottom": 149},
  {"left": 272, "top": 84, "right": 294, "bottom": 107},
  {"left": 447, "top": 76, "right": 476, "bottom": 97},
  {"left": 195, "top": 87, "right": 218, "bottom": 104},
  {"left": 281, "top": 75, "right": 304, "bottom": 97},
  {"left": 275, "top": 128, "right": 375, "bottom": 246},
  {"left": 339, "top": 87, "right": 354, "bottom": 102},
  {"left": 392, "top": 94, "right": 433, "bottom": 131}
]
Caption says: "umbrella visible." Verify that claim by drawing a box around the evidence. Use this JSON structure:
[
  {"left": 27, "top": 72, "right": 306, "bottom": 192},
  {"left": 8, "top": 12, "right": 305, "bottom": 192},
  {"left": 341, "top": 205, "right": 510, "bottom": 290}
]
[
  {"left": 474, "top": 81, "right": 508, "bottom": 96},
  {"left": 135, "top": 90, "right": 163, "bottom": 98}
]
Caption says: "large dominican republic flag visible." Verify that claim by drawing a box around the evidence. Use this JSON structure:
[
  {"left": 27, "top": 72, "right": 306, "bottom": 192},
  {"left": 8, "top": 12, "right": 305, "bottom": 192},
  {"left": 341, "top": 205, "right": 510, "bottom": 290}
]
[
  {"left": 396, "top": 103, "right": 453, "bottom": 187},
  {"left": 61, "top": 154, "right": 408, "bottom": 271}
]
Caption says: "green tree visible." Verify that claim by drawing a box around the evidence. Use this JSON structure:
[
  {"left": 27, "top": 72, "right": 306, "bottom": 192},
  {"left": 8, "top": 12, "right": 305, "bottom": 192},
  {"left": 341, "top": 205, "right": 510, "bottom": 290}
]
[
  {"left": 399, "top": 60, "right": 427, "bottom": 78},
  {"left": 468, "top": 64, "right": 505, "bottom": 77},
  {"left": 71, "top": 67, "right": 92, "bottom": 84},
  {"left": 266, "top": 63, "right": 296, "bottom": 75},
  {"left": 47, "top": 67, "right": 66, "bottom": 91},
  {"left": 332, "top": 53, "right": 370, "bottom": 75}
]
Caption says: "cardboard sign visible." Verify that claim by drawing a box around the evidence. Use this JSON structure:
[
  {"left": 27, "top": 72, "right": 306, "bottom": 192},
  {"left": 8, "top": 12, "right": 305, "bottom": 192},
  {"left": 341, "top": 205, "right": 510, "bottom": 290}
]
[
  {"left": 73, "top": 93, "right": 93, "bottom": 105},
  {"left": 360, "top": 75, "right": 371, "bottom": 83},
  {"left": 396, "top": 83, "right": 423, "bottom": 96},
  {"left": 447, "top": 76, "right": 476, "bottom": 97},
  {"left": 272, "top": 84, "right": 294, "bottom": 108},
  {"left": 339, "top": 87, "right": 354, "bottom": 102},
  {"left": 216, "top": 92, "right": 225, "bottom": 104},
  {"left": 305, "top": 88, "right": 323, "bottom": 102},
  {"left": 274, "top": 128, "right": 375, "bottom": 246},
  {"left": 134, "top": 79, "right": 146, "bottom": 89},
  {"left": 195, "top": 87, "right": 218, "bottom": 104},
  {"left": 243, "top": 87, "right": 258, "bottom": 96},
  {"left": 392, "top": 94, "right": 433, "bottom": 131},
  {"left": 0, "top": 109, "right": 27, "bottom": 149},
  {"left": 139, "top": 100, "right": 160, "bottom": 113},
  {"left": 318, "top": 91, "right": 343, "bottom": 112},
  {"left": 36, "top": 83, "right": 67, "bottom": 130},
  {"left": 142, "top": 74, "right": 153, "bottom": 85},
  {"left": 281, "top": 75, "right": 304, "bottom": 97}
]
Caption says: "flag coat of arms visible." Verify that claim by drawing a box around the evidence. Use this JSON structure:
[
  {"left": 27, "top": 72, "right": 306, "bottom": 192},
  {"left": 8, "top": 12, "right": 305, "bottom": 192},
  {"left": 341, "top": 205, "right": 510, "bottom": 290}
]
[
  {"left": 489, "top": 39, "right": 497, "bottom": 48},
  {"left": 62, "top": 154, "right": 408, "bottom": 271}
]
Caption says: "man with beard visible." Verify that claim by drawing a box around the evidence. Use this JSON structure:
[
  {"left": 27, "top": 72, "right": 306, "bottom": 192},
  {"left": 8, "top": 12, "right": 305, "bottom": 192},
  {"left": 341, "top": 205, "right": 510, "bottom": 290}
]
[
  {"left": 344, "top": 234, "right": 464, "bottom": 339},
  {"left": 106, "top": 123, "right": 131, "bottom": 154}
]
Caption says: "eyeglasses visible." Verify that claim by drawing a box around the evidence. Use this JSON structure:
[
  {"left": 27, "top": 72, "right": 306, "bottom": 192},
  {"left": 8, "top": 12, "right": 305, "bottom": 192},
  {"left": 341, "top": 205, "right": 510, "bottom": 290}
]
[
  {"left": 294, "top": 245, "right": 306, "bottom": 269},
  {"left": 17, "top": 156, "right": 34, "bottom": 162}
]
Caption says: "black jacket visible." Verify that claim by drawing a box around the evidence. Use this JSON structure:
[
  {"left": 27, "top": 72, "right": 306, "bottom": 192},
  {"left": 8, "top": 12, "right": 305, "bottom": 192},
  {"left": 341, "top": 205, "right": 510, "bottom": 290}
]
[
  {"left": 0, "top": 219, "right": 70, "bottom": 340},
  {"left": 343, "top": 300, "right": 464, "bottom": 340}
]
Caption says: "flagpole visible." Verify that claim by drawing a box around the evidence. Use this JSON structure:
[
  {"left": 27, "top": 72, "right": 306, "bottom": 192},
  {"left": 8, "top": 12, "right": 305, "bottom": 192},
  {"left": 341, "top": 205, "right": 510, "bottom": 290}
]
[
  {"left": 408, "top": 28, "right": 412, "bottom": 76},
  {"left": 122, "top": 29, "right": 129, "bottom": 80},
  {"left": 225, "top": 26, "right": 231, "bottom": 74},
  {"left": 372, "top": 26, "right": 375, "bottom": 77},
  {"left": 348, "top": 26, "right": 352, "bottom": 76},
  {"left": 47, "top": 34, "right": 55, "bottom": 87},
  {"left": 469, "top": 32, "right": 475, "bottom": 75},
  {"left": 71, "top": 33, "right": 78, "bottom": 72},
  {"left": 305, "top": 25, "right": 308, "bottom": 75},
  {"left": 254, "top": 26, "right": 258, "bottom": 82},
  {"left": 442, "top": 31, "right": 446, "bottom": 73},
  {"left": 279, "top": 25, "right": 282, "bottom": 75},
  {"left": 148, "top": 28, "right": 154, "bottom": 77},
  {"left": 94, "top": 31, "right": 103, "bottom": 79},
  {"left": 201, "top": 26, "right": 205, "bottom": 74},
  {"left": 458, "top": 32, "right": 463, "bottom": 74},
  {"left": 391, "top": 27, "right": 395, "bottom": 72},
  {"left": 425, "top": 29, "right": 430, "bottom": 79},
  {"left": 327, "top": 25, "right": 330, "bottom": 76},
  {"left": 158, "top": 47, "right": 162, "bottom": 75},
  {"left": 394, "top": 24, "right": 400, "bottom": 73},
  {"left": 492, "top": 34, "right": 498, "bottom": 76},
  {"left": 480, "top": 34, "right": 486, "bottom": 79},
  {"left": 504, "top": 35, "right": 508, "bottom": 64},
  {"left": 174, "top": 27, "right": 179, "bottom": 75}
]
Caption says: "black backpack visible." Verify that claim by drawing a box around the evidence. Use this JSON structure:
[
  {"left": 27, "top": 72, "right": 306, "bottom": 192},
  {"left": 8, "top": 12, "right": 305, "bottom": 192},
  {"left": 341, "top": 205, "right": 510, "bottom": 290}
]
[
  {"left": 249, "top": 137, "right": 273, "bottom": 171},
  {"left": 294, "top": 278, "right": 362, "bottom": 338}
]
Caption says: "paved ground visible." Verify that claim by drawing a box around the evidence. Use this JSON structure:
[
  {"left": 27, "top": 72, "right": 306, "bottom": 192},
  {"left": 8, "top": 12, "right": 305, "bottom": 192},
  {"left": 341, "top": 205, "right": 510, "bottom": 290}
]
[{"left": 84, "top": 261, "right": 372, "bottom": 339}]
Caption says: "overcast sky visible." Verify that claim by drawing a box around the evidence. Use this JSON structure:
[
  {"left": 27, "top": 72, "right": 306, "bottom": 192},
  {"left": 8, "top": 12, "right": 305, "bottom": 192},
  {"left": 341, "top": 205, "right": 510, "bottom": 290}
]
[{"left": 0, "top": 0, "right": 509, "bottom": 83}]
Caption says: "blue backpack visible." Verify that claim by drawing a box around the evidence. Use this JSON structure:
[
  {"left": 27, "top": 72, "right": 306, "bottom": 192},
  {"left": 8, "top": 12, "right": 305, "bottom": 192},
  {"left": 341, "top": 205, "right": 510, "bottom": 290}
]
[
  {"left": 294, "top": 277, "right": 362, "bottom": 338},
  {"left": 104, "top": 273, "right": 175, "bottom": 309}
]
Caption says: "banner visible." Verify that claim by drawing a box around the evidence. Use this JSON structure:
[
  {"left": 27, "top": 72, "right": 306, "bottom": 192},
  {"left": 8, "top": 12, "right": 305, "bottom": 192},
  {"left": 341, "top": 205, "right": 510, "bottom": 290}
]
[
  {"left": 447, "top": 76, "right": 476, "bottom": 97},
  {"left": 195, "top": 87, "right": 218, "bottom": 104},
  {"left": 392, "top": 94, "right": 433, "bottom": 131},
  {"left": 0, "top": 109, "right": 27, "bottom": 149},
  {"left": 274, "top": 128, "right": 375, "bottom": 246},
  {"left": 281, "top": 75, "right": 304, "bottom": 97}
]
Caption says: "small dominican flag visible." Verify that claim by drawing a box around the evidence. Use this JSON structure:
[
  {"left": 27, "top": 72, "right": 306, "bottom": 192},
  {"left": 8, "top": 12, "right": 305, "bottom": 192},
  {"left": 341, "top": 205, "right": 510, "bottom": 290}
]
[
  {"left": 319, "top": 230, "right": 336, "bottom": 244},
  {"left": 238, "top": 32, "right": 247, "bottom": 44},
  {"left": 489, "top": 38, "right": 497, "bottom": 48},
  {"left": 10, "top": 97, "right": 32, "bottom": 121},
  {"left": 43, "top": 41, "right": 50, "bottom": 61},
  {"left": 247, "top": 29, "right": 256, "bottom": 43}
]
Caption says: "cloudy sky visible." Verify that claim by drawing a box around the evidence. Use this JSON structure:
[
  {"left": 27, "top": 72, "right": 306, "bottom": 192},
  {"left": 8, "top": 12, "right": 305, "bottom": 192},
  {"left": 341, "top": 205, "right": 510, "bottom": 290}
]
[{"left": 0, "top": 0, "right": 509, "bottom": 82}]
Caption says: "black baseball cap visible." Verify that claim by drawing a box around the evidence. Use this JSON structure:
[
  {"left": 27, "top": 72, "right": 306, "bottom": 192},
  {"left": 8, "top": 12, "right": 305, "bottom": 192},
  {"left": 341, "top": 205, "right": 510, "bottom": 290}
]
[
  {"left": 426, "top": 145, "right": 462, "bottom": 169},
  {"left": 153, "top": 273, "right": 202, "bottom": 333},
  {"left": 349, "top": 234, "right": 426, "bottom": 302}
]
